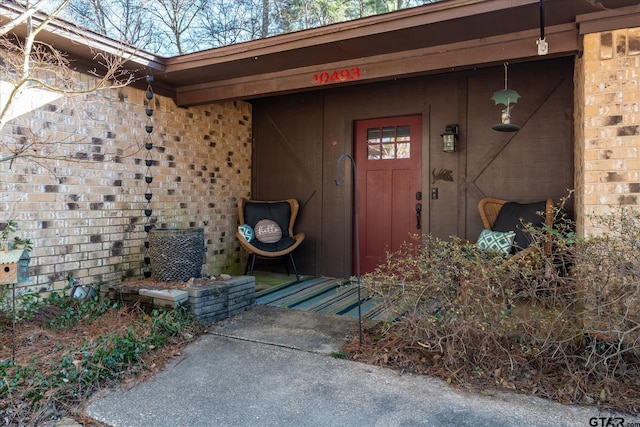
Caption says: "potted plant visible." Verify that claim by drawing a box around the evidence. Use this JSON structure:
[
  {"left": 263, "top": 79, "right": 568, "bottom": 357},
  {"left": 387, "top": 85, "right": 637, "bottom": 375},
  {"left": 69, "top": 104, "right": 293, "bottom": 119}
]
[{"left": 1, "top": 220, "right": 32, "bottom": 253}]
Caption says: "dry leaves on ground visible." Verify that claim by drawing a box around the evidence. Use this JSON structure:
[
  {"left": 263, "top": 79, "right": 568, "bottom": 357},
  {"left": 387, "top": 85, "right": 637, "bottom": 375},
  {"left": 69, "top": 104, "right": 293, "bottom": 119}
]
[
  {"left": 0, "top": 299, "right": 204, "bottom": 426},
  {"left": 342, "top": 325, "right": 640, "bottom": 417}
]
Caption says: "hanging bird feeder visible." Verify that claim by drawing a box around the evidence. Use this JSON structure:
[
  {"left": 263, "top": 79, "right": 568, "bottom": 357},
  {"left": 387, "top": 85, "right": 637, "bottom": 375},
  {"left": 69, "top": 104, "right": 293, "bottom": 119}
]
[{"left": 491, "top": 62, "right": 521, "bottom": 132}]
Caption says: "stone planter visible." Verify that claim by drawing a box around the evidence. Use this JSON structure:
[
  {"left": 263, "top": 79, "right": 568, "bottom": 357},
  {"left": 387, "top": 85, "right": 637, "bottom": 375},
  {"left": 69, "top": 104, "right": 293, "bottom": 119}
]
[
  {"left": 100, "top": 276, "right": 256, "bottom": 323},
  {"left": 149, "top": 228, "right": 204, "bottom": 282}
]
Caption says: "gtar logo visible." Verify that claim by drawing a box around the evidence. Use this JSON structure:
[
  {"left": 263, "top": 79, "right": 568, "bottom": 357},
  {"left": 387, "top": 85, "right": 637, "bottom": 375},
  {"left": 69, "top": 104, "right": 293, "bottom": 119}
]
[{"left": 588, "top": 417, "right": 625, "bottom": 427}]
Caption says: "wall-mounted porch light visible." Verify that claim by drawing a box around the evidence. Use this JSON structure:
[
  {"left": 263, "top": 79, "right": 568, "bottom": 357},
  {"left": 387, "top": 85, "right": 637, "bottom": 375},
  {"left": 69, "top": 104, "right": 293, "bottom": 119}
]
[{"left": 441, "top": 124, "right": 459, "bottom": 153}]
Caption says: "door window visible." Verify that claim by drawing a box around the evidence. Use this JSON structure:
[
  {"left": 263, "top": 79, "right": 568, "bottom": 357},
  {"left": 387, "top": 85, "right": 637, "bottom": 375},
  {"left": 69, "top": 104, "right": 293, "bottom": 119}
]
[{"left": 367, "top": 125, "right": 411, "bottom": 160}]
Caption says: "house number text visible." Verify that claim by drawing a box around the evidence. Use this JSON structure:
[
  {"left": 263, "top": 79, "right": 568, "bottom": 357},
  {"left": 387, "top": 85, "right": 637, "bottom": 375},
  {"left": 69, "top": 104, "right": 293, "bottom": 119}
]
[{"left": 313, "top": 67, "right": 361, "bottom": 85}]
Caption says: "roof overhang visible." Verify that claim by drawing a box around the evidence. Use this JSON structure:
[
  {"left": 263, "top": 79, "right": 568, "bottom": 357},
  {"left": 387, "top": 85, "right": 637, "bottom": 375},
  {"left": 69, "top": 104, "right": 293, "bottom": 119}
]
[
  {"left": 165, "top": 0, "right": 640, "bottom": 106},
  {"left": 0, "top": 2, "right": 166, "bottom": 90},
  {"left": 2, "top": 0, "right": 640, "bottom": 106},
  {"left": 577, "top": 4, "right": 640, "bottom": 35}
]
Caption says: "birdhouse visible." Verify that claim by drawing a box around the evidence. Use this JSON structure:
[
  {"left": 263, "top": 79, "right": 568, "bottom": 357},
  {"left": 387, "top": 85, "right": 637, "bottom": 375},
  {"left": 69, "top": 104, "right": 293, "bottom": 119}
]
[{"left": 0, "top": 249, "right": 31, "bottom": 285}]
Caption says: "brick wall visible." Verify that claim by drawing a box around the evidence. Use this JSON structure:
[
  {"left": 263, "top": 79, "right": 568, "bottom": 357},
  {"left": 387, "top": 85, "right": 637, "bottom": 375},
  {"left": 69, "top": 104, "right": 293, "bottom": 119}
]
[
  {"left": 1, "top": 79, "right": 252, "bottom": 293},
  {"left": 577, "top": 28, "right": 640, "bottom": 236}
]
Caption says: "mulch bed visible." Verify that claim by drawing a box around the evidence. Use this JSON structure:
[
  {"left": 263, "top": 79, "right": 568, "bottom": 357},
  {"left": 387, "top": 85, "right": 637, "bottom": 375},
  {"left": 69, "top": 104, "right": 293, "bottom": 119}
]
[{"left": 0, "top": 290, "right": 204, "bottom": 426}]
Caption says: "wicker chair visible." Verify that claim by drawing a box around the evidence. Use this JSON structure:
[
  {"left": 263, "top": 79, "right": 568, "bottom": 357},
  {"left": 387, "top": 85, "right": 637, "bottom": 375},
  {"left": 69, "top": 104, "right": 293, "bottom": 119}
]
[
  {"left": 236, "top": 198, "right": 305, "bottom": 281},
  {"left": 478, "top": 197, "right": 554, "bottom": 262}
]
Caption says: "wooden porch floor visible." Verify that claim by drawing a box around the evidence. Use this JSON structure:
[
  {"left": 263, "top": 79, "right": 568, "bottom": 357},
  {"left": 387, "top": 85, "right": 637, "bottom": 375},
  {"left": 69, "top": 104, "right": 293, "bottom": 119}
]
[{"left": 255, "top": 275, "right": 387, "bottom": 321}]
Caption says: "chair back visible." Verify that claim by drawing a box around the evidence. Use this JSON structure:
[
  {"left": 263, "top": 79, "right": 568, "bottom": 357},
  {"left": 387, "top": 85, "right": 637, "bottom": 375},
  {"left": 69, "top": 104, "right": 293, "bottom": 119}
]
[
  {"left": 478, "top": 197, "right": 554, "bottom": 254},
  {"left": 239, "top": 199, "right": 299, "bottom": 238},
  {"left": 478, "top": 198, "right": 507, "bottom": 229}
]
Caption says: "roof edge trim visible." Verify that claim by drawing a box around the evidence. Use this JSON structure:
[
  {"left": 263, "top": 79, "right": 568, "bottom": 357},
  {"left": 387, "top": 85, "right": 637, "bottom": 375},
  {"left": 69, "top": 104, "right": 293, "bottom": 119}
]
[
  {"left": 164, "top": 0, "right": 540, "bottom": 68},
  {"left": 577, "top": 5, "right": 640, "bottom": 34}
]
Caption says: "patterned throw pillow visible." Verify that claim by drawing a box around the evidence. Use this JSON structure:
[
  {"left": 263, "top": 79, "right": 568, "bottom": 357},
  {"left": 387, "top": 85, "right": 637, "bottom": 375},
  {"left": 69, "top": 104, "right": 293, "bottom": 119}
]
[
  {"left": 254, "top": 219, "right": 282, "bottom": 243},
  {"left": 238, "top": 224, "right": 254, "bottom": 242},
  {"left": 476, "top": 229, "right": 516, "bottom": 254}
]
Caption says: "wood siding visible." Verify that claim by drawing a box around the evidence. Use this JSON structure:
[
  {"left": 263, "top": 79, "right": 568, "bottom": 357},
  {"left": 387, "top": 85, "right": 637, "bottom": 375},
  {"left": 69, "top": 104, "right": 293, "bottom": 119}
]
[{"left": 252, "top": 57, "right": 574, "bottom": 278}]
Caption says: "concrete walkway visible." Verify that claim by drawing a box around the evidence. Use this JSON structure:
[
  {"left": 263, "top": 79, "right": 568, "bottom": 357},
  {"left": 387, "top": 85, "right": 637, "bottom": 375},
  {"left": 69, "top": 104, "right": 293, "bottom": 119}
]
[{"left": 85, "top": 305, "right": 639, "bottom": 427}]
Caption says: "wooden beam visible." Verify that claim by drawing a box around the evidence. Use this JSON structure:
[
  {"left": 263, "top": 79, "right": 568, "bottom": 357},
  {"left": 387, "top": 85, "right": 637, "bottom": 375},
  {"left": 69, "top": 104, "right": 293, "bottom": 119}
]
[
  {"left": 577, "top": 6, "right": 640, "bottom": 35},
  {"left": 176, "top": 24, "right": 578, "bottom": 106}
]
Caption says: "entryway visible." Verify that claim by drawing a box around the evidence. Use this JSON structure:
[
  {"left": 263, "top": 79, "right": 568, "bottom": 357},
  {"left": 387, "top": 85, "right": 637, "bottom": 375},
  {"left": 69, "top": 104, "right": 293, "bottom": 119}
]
[{"left": 354, "top": 115, "right": 422, "bottom": 274}]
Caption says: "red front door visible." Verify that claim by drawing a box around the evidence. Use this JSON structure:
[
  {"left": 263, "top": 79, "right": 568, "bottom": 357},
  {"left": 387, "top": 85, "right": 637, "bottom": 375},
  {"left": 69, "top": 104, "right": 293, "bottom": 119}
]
[{"left": 355, "top": 115, "right": 422, "bottom": 274}]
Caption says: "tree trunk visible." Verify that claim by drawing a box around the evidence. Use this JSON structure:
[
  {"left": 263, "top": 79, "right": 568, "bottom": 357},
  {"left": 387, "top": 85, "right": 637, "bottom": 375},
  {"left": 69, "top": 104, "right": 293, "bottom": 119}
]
[{"left": 261, "top": 0, "right": 269, "bottom": 38}]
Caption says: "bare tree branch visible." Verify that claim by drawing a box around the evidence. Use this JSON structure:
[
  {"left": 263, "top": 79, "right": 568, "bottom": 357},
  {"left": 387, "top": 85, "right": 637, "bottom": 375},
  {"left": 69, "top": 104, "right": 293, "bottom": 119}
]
[
  {"left": 0, "top": 0, "right": 57, "bottom": 37},
  {"left": 0, "top": 1, "right": 140, "bottom": 168}
]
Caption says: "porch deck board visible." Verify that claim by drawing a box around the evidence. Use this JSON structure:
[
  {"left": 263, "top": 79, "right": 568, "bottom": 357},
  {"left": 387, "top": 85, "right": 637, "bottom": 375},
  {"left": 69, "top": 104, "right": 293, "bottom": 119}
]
[
  {"left": 341, "top": 298, "right": 390, "bottom": 320},
  {"left": 256, "top": 277, "right": 387, "bottom": 321},
  {"left": 257, "top": 277, "right": 346, "bottom": 306},
  {"left": 294, "top": 285, "right": 357, "bottom": 312}
]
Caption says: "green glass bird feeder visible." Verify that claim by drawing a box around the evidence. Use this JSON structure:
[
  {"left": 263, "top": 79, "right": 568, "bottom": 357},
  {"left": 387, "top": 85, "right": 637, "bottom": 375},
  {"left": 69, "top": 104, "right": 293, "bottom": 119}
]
[{"left": 491, "top": 62, "right": 521, "bottom": 132}]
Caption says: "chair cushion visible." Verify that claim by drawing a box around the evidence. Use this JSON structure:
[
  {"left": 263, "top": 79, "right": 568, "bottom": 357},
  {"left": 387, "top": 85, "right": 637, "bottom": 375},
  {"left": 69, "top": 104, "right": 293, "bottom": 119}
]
[
  {"left": 238, "top": 224, "right": 254, "bottom": 242},
  {"left": 254, "top": 219, "right": 282, "bottom": 243},
  {"left": 251, "top": 236, "right": 297, "bottom": 252},
  {"left": 243, "top": 201, "right": 291, "bottom": 238},
  {"left": 476, "top": 229, "right": 516, "bottom": 254},
  {"left": 492, "top": 201, "right": 547, "bottom": 252}
]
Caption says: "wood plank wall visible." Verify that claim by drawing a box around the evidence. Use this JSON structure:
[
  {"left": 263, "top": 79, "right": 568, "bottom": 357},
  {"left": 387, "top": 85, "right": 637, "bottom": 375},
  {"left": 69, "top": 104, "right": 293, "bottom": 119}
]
[{"left": 252, "top": 57, "right": 574, "bottom": 278}]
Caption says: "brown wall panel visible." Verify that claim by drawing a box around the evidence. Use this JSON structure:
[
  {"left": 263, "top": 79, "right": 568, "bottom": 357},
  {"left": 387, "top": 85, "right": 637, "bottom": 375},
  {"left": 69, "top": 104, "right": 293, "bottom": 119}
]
[
  {"left": 424, "top": 74, "right": 467, "bottom": 240},
  {"left": 465, "top": 58, "right": 574, "bottom": 240},
  {"left": 252, "top": 93, "right": 323, "bottom": 275},
  {"left": 322, "top": 81, "right": 432, "bottom": 278},
  {"left": 251, "top": 57, "right": 574, "bottom": 278}
]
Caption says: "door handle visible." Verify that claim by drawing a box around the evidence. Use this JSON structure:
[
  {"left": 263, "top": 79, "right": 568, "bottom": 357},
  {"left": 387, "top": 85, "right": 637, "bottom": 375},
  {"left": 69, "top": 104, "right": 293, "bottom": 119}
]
[{"left": 416, "top": 203, "right": 422, "bottom": 229}]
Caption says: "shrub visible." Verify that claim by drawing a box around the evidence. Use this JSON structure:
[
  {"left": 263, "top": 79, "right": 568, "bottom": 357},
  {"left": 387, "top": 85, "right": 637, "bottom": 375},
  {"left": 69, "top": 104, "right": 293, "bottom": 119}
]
[
  {"left": 573, "top": 207, "right": 640, "bottom": 365},
  {"left": 0, "top": 220, "right": 32, "bottom": 252},
  {"left": 356, "top": 201, "right": 639, "bottom": 413}
]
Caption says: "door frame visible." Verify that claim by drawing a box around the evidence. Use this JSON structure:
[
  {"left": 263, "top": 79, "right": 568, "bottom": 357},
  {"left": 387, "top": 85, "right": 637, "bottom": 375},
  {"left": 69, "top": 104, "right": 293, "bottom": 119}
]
[{"left": 353, "top": 114, "right": 423, "bottom": 275}]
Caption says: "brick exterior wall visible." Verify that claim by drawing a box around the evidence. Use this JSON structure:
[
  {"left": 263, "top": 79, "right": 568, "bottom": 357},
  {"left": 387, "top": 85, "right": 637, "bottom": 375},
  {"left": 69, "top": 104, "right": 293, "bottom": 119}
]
[
  {"left": 577, "top": 28, "right": 640, "bottom": 236},
  {"left": 1, "top": 80, "right": 252, "bottom": 293}
]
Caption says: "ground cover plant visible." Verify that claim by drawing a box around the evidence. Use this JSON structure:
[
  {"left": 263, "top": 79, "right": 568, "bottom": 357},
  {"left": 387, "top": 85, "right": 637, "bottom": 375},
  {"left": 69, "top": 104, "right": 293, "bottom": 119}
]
[
  {"left": 344, "top": 202, "right": 640, "bottom": 415},
  {"left": 0, "top": 289, "right": 205, "bottom": 426}
]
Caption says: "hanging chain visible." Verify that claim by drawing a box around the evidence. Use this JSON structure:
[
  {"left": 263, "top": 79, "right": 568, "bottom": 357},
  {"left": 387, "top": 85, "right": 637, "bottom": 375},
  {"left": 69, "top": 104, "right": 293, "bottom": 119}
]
[{"left": 143, "top": 74, "right": 155, "bottom": 278}]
